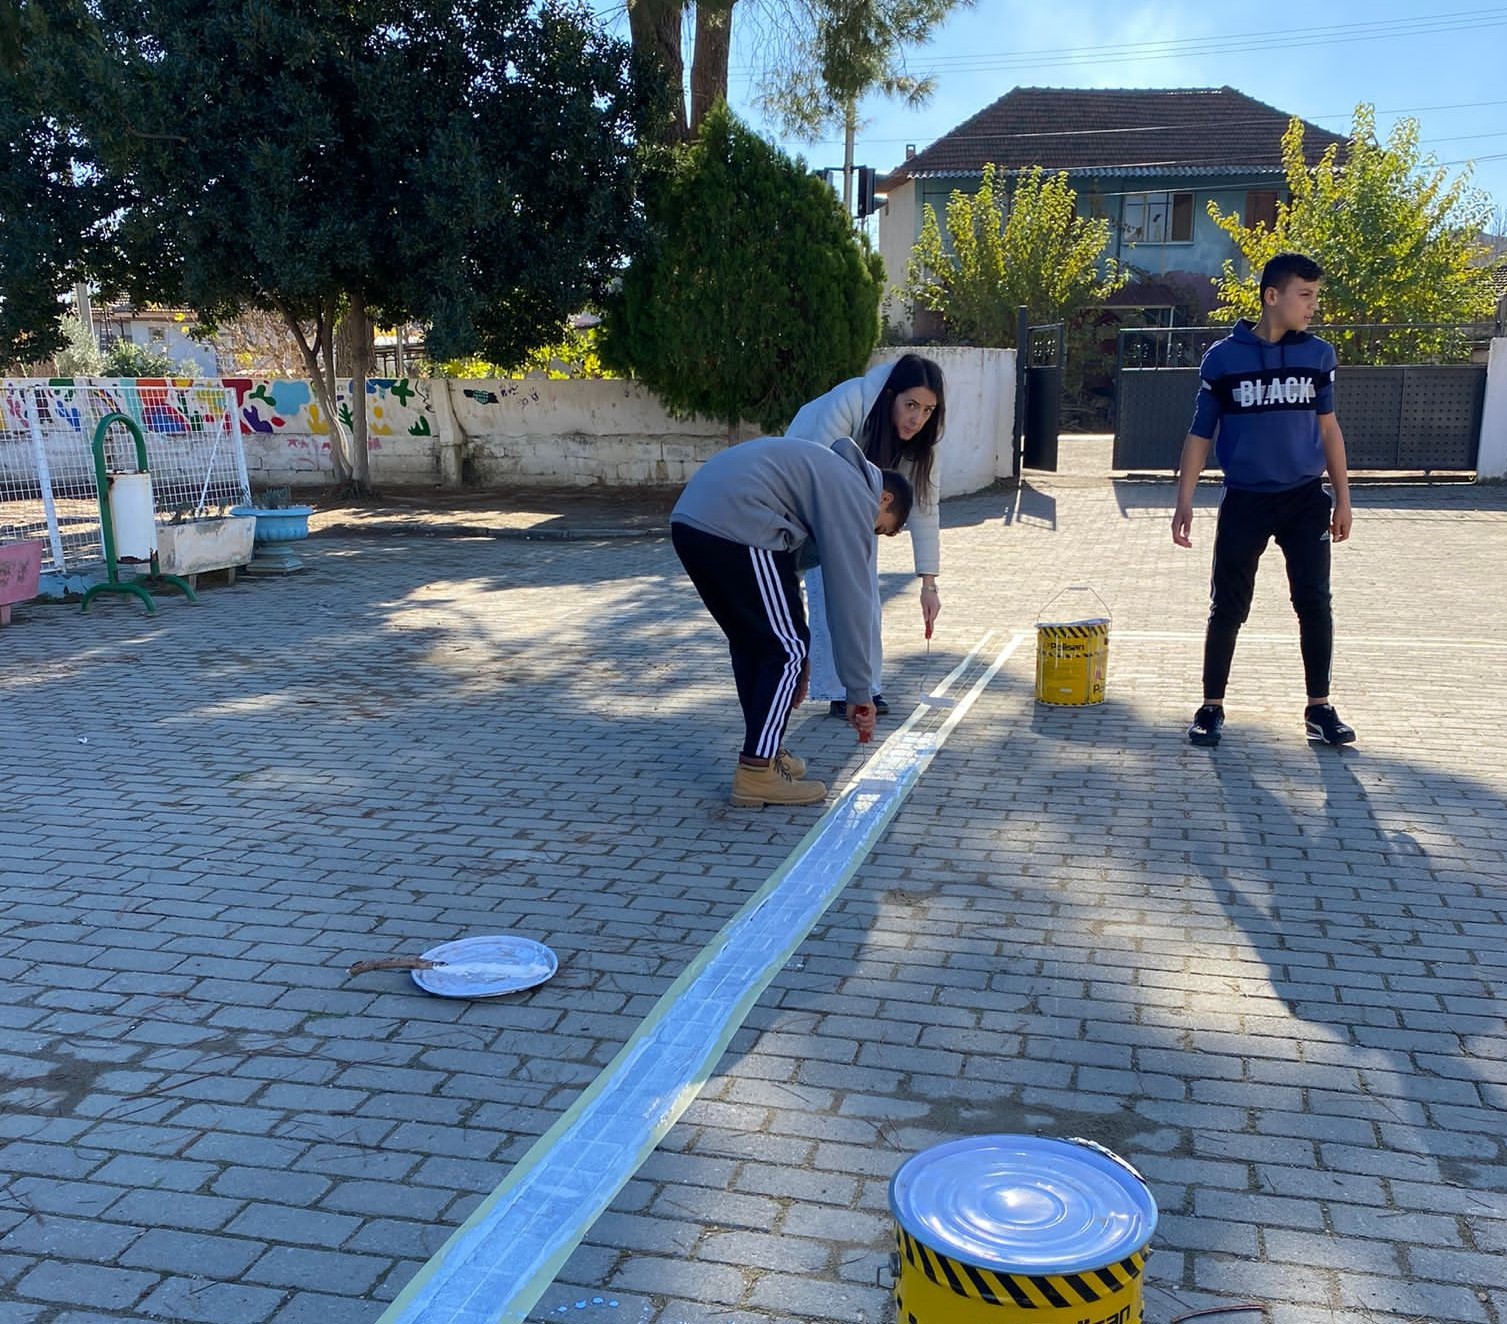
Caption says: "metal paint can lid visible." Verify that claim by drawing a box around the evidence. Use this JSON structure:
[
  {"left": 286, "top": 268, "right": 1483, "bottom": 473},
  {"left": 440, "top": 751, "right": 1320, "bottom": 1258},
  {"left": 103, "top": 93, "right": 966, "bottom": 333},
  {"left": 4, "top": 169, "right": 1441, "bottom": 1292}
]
[
  {"left": 410, "top": 935, "right": 558, "bottom": 999},
  {"left": 889, "top": 1135, "right": 1157, "bottom": 1275}
]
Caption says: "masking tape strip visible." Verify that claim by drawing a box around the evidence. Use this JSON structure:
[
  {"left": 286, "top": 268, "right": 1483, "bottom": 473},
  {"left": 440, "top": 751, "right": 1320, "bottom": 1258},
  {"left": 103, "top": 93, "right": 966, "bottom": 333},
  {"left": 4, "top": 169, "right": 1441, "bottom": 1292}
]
[{"left": 378, "top": 630, "right": 1030, "bottom": 1324}]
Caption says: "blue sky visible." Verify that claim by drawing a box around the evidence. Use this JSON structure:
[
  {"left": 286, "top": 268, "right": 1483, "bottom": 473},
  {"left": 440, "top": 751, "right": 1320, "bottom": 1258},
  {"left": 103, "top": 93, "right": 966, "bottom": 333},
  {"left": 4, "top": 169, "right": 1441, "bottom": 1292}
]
[{"left": 704, "top": 1, "right": 1507, "bottom": 227}]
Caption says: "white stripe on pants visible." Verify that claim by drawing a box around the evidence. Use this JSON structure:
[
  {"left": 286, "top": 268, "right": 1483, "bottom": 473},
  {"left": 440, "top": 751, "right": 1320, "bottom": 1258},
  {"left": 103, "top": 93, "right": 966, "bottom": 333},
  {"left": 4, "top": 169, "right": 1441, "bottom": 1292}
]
[{"left": 750, "top": 548, "right": 806, "bottom": 758}]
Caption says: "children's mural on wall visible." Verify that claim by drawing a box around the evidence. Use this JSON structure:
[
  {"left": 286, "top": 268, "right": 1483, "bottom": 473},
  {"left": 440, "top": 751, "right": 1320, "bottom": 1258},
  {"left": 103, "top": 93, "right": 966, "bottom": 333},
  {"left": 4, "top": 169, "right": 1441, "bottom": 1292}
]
[
  {"left": 229, "top": 377, "right": 435, "bottom": 450},
  {"left": 5, "top": 377, "right": 436, "bottom": 458},
  {"left": 4, "top": 379, "right": 241, "bottom": 439}
]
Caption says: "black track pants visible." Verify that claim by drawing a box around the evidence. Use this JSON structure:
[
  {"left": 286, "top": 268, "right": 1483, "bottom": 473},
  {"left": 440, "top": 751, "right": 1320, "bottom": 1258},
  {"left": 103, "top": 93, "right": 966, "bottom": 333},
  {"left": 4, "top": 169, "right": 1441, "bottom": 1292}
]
[
  {"left": 1203, "top": 479, "right": 1334, "bottom": 701},
  {"left": 672, "top": 523, "right": 809, "bottom": 760}
]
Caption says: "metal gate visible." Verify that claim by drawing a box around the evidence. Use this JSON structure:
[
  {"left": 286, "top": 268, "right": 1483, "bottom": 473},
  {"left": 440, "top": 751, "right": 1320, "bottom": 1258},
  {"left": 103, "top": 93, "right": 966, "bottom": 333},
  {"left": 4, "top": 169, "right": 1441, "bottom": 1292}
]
[
  {"left": 1112, "top": 325, "right": 1490, "bottom": 473},
  {"left": 1013, "top": 318, "right": 1064, "bottom": 474}
]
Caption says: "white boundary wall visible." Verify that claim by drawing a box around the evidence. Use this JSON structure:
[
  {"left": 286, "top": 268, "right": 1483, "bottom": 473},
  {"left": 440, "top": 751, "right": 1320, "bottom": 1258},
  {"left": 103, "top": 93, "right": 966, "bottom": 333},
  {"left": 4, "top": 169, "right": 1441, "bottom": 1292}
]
[
  {"left": 449, "top": 380, "right": 744, "bottom": 488},
  {"left": 864, "top": 346, "right": 1015, "bottom": 497},
  {"left": 239, "top": 349, "right": 1019, "bottom": 497},
  {"left": 1478, "top": 338, "right": 1507, "bottom": 481}
]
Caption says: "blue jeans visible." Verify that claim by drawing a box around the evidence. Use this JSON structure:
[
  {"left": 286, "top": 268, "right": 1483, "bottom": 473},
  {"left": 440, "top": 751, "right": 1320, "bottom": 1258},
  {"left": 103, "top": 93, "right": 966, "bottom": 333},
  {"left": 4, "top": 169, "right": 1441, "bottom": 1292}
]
[{"left": 803, "top": 563, "right": 882, "bottom": 702}]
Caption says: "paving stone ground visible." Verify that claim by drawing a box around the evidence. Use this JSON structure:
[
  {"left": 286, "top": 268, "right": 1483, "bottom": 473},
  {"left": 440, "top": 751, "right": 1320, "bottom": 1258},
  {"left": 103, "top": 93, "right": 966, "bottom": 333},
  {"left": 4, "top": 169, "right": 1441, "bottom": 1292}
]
[{"left": 2, "top": 444, "right": 1505, "bottom": 1324}]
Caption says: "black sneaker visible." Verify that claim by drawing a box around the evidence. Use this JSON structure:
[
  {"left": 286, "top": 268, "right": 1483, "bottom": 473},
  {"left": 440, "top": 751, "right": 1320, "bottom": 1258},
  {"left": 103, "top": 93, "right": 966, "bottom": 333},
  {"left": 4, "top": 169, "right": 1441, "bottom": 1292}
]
[
  {"left": 828, "top": 700, "right": 847, "bottom": 719},
  {"left": 1305, "top": 704, "right": 1356, "bottom": 745},
  {"left": 871, "top": 693, "right": 890, "bottom": 715},
  {"left": 1187, "top": 704, "right": 1224, "bottom": 747}
]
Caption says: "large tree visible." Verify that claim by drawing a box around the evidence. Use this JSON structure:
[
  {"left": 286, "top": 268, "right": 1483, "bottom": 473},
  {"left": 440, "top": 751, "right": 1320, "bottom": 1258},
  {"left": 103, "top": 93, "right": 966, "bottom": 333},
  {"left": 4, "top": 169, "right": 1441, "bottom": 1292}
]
[
  {"left": 759, "top": 0, "right": 964, "bottom": 214},
  {"left": 602, "top": 103, "right": 881, "bottom": 433},
  {"left": 1209, "top": 105, "right": 1496, "bottom": 362},
  {"left": 628, "top": 0, "right": 962, "bottom": 152},
  {"left": 904, "top": 163, "right": 1124, "bottom": 346},
  {"left": 0, "top": 3, "right": 114, "bottom": 367},
  {"left": 26, "top": 0, "right": 649, "bottom": 492}
]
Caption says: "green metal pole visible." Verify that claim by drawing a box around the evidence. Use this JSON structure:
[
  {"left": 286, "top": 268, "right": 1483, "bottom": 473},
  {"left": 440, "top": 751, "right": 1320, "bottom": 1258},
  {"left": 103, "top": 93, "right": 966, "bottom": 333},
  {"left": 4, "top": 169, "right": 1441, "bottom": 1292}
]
[
  {"left": 81, "top": 411, "right": 197, "bottom": 612},
  {"left": 90, "top": 411, "right": 145, "bottom": 587}
]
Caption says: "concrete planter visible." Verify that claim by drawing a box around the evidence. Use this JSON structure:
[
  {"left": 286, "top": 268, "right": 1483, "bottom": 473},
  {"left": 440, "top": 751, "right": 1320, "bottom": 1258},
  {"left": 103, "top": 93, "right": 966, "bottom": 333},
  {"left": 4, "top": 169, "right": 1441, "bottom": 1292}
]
[
  {"left": 156, "top": 515, "right": 256, "bottom": 578},
  {"left": 0, "top": 540, "right": 44, "bottom": 625}
]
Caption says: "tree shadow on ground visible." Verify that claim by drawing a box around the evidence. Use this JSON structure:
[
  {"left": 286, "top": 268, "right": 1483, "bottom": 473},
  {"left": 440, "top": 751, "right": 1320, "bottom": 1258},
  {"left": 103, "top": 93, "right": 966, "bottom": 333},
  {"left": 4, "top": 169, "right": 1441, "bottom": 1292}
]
[
  {"left": 3, "top": 530, "right": 1502, "bottom": 1324},
  {"left": 1010, "top": 691, "right": 1505, "bottom": 1320}
]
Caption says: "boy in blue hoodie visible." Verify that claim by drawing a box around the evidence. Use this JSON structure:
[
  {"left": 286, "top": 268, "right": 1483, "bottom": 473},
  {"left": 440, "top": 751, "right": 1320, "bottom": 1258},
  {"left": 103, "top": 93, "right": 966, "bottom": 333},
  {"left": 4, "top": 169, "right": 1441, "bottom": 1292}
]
[{"left": 1171, "top": 253, "right": 1355, "bottom": 748}]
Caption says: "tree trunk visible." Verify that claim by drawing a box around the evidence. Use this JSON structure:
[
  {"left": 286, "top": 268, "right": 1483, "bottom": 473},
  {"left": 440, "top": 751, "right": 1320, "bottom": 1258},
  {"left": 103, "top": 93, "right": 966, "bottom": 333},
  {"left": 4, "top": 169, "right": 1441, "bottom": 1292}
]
[
  {"left": 315, "top": 299, "right": 357, "bottom": 488},
  {"left": 335, "top": 295, "right": 375, "bottom": 494},
  {"left": 278, "top": 299, "right": 353, "bottom": 487},
  {"left": 628, "top": 0, "right": 687, "bottom": 143},
  {"left": 690, "top": 0, "right": 734, "bottom": 136}
]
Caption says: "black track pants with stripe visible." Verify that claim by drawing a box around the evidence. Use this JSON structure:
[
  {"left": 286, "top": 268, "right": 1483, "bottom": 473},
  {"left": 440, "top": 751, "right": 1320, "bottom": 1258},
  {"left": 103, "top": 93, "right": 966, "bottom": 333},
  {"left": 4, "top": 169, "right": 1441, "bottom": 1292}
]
[
  {"left": 1203, "top": 478, "right": 1334, "bottom": 701},
  {"left": 672, "top": 523, "right": 810, "bottom": 761}
]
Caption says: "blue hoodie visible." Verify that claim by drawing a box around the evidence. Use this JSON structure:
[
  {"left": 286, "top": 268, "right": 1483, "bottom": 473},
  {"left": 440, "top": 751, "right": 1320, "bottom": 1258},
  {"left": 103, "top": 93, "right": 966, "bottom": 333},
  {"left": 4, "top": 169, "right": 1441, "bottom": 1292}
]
[{"left": 1189, "top": 319, "right": 1337, "bottom": 492}]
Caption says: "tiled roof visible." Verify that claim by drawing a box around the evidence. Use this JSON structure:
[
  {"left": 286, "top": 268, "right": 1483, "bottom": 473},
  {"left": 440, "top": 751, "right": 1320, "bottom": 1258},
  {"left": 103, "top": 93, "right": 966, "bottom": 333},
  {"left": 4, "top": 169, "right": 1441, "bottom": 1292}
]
[
  {"left": 99, "top": 301, "right": 194, "bottom": 322},
  {"left": 884, "top": 86, "right": 1346, "bottom": 186}
]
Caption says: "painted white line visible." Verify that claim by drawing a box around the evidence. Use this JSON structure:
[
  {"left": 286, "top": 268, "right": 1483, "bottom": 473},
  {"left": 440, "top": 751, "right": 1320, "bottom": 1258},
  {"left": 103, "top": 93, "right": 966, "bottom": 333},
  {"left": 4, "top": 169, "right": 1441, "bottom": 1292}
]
[
  {"left": 377, "top": 631, "right": 1030, "bottom": 1324},
  {"left": 1113, "top": 630, "right": 1507, "bottom": 650}
]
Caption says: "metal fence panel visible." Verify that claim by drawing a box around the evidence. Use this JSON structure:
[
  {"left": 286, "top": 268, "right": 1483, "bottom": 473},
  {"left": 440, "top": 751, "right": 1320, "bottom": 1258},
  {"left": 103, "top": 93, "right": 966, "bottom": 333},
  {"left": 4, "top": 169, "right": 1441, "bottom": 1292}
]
[
  {"left": 0, "top": 380, "right": 249, "bottom": 575},
  {"left": 1396, "top": 366, "right": 1485, "bottom": 470},
  {"left": 1113, "top": 368, "right": 1202, "bottom": 470},
  {"left": 1333, "top": 368, "right": 1403, "bottom": 468},
  {"left": 1114, "top": 363, "right": 1487, "bottom": 472}
]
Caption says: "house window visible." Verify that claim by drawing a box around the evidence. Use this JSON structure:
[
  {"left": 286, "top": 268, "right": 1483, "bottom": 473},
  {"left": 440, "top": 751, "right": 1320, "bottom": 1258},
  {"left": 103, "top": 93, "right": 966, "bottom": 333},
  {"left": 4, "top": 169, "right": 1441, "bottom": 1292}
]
[
  {"left": 1122, "top": 190, "right": 1194, "bottom": 244},
  {"left": 1245, "top": 190, "right": 1280, "bottom": 229},
  {"left": 150, "top": 327, "right": 167, "bottom": 344}
]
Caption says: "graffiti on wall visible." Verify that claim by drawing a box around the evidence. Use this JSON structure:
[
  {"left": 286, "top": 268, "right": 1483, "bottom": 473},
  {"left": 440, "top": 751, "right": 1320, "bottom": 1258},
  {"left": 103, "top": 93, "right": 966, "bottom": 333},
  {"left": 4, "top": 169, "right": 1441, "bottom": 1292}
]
[
  {"left": 460, "top": 382, "right": 541, "bottom": 407},
  {"left": 225, "top": 377, "right": 435, "bottom": 450},
  {"left": 5, "top": 379, "right": 239, "bottom": 439},
  {"left": 3, "top": 377, "right": 435, "bottom": 453}
]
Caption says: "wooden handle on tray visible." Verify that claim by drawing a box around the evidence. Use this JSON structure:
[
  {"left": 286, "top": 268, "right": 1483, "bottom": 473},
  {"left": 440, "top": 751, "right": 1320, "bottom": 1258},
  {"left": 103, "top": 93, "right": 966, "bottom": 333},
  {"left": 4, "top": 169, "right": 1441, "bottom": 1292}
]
[{"left": 346, "top": 956, "right": 442, "bottom": 976}]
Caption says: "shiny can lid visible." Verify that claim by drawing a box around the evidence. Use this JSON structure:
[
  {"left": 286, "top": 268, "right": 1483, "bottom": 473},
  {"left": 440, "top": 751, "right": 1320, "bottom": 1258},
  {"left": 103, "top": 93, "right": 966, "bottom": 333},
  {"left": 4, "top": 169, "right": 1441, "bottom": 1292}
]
[
  {"left": 410, "top": 935, "right": 558, "bottom": 999},
  {"left": 889, "top": 1135, "right": 1157, "bottom": 1275}
]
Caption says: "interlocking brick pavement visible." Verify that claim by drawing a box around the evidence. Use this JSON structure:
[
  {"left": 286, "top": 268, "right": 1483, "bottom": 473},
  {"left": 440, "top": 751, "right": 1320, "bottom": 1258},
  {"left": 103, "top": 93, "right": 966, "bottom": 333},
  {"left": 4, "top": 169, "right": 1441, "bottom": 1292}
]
[{"left": 1, "top": 454, "right": 1505, "bottom": 1323}]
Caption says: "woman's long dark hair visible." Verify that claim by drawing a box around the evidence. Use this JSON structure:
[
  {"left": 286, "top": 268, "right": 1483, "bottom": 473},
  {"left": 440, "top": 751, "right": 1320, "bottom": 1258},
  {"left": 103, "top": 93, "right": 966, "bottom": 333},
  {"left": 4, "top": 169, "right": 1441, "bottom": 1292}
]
[{"left": 858, "top": 354, "right": 946, "bottom": 505}]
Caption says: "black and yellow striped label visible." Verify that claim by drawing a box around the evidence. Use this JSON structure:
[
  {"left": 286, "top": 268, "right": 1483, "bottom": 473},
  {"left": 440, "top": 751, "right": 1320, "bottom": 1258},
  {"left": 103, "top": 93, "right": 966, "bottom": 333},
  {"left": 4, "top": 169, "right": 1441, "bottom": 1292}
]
[
  {"left": 894, "top": 1226, "right": 1147, "bottom": 1323},
  {"left": 1036, "top": 624, "right": 1109, "bottom": 640}
]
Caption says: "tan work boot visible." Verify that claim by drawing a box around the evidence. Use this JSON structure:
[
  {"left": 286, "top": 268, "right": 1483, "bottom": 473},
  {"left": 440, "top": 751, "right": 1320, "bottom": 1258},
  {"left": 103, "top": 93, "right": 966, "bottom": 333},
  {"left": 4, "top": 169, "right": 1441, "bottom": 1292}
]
[
  {"left": 775, "top": 746, "right": 806, "bottom": 779},
  {"left": 730, "top": 757, "right": 826, "bottom": 808}
]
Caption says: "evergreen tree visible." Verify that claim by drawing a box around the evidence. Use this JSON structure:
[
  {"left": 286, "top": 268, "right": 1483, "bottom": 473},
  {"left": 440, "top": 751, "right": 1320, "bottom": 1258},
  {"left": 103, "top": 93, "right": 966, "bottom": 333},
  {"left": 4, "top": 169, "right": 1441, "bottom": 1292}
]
[
  {"left": 0, "top": 3, "right": 111, "bottom": 366},
  {"left": 759, "top": 0, "right": 964, "bottom": 142},
  {"left": 603, "top": 103, "right": 881, "bottom": 434}
]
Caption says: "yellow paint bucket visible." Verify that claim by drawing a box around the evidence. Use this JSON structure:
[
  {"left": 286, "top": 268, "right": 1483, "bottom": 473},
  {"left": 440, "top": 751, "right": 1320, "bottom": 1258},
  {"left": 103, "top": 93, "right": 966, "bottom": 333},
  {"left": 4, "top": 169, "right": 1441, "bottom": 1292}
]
[
  {"left": 889, "top": 1136, "right": 1157, "bottom": 1324},
  {"left": 1035, "top": 588, "right": 1110, "bottom": 707}
]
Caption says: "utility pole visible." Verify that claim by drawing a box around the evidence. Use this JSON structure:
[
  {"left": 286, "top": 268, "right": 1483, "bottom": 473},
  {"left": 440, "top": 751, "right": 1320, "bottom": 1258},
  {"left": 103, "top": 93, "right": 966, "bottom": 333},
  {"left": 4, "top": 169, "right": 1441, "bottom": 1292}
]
[
  {"left": 841, "top": 98, "right": 857, "bottom": 216},
  {"left": 73, "top": 283, "right": 95, "bottom": 340}
]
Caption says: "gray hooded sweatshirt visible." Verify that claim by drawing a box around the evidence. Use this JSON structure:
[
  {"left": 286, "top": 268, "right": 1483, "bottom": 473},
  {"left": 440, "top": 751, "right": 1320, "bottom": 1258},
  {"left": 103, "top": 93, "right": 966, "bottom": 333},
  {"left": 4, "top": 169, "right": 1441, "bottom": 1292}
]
[
  {"left": 786, "top": 358, "right": 941, "bottom": 577},
  {"left": 670, "top": 435, "right": 885, "bottom": 706}
]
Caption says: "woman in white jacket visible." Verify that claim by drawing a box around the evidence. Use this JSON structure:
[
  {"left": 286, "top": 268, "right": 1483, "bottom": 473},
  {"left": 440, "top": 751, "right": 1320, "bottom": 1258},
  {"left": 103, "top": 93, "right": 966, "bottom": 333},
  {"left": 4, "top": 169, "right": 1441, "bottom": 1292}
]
[{"left": 786, "top": 354, "right": 945, "bottom": 716}]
